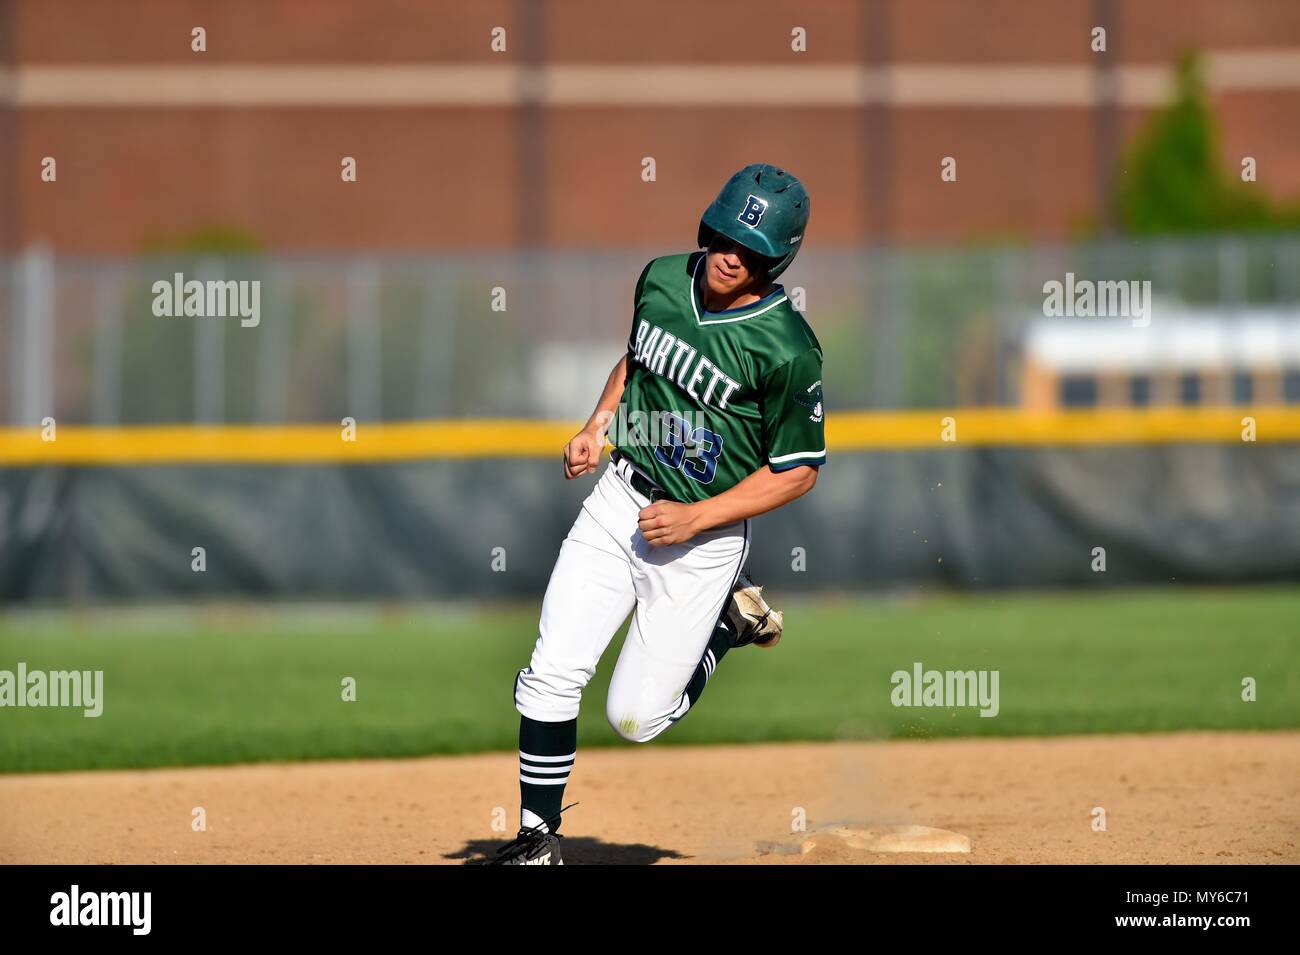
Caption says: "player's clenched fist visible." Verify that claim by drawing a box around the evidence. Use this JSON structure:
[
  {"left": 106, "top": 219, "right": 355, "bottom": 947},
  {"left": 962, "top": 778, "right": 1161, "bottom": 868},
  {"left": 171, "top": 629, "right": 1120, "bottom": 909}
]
[
  {"left": 563, "top": 428, "right": 604, "bottom": 479},
  {"left": 638, "top": 501, "right": 703, "bottom": 547}
]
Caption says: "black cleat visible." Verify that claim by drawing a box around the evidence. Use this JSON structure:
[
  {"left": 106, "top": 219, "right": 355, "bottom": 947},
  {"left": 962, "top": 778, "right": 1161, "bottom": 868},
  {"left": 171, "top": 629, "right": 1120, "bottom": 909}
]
[{"left": 495, "top": 826, "right": 564, "bottom": 865}]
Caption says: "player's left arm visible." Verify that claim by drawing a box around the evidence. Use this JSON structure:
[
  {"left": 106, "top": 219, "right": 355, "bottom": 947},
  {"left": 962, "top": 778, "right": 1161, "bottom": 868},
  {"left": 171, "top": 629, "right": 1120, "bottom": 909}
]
[{"left": 639, "top": 348, "right": 825, "bottom": 546}]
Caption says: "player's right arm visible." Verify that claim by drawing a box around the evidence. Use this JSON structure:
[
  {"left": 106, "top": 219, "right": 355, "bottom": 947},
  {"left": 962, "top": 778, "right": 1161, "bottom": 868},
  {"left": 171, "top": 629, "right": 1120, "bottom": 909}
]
[
  {"left": 565, "top": 260, "right": 653, "bottom": 479},
  {"left": 563, "top": 354, "right": 628, "bottom": 479}
]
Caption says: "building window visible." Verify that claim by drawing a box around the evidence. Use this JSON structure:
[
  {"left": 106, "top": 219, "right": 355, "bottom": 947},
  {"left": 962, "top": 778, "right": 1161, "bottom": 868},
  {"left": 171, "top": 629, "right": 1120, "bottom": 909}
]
[
  {"left": 1180, "top": 373, "right": 1201, "bottom": 406},
  {"left": 1061, "top": 375, "right": 1098, "bottom": 408},
  {"left": 1129, "top": 375, "right": 1151, "bottom": 407},
  {"left": 1231, "top": 371, "right": 1253, "bottom": 405},
  {"left": 1284, "top": 370, "right": 1300, "bottom": 404}
]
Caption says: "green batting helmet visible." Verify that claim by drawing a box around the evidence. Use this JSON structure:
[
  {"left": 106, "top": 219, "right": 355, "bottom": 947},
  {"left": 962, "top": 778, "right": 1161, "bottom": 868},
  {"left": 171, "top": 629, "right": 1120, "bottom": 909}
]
[{"left": 697, "top": 163, "right": 810, "bottom": 281}]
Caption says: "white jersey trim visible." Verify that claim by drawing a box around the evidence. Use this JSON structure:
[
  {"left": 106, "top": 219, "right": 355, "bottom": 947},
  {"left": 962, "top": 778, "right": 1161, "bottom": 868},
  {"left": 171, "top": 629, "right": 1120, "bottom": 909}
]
[
  {"left": 689, "top": 255, "right": 788, "bottom": 326},
  {"left": 768, "top": 449, "right": 827, "bottom": 464}
]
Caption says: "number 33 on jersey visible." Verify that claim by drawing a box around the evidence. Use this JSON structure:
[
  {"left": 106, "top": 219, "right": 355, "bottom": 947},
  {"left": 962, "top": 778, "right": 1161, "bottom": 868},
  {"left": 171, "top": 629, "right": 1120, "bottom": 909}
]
[{"left": 613, "top": 251, "right": 826, "bottom": 504}]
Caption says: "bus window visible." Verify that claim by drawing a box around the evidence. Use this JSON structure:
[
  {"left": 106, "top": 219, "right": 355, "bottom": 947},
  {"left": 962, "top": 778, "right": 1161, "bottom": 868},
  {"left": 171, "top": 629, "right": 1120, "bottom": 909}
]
[
  {"left": 1129, "top": 375, "right": 1152, "bottom": 407},
  {"left": 1061, "top": 375, "right": 1098, "bottom": 408},
  {"left": 1231, "top": 371, "right": 1252, "bottom": 405},
  {"left": 1180, "top": 373, "right": 1201, "bottom": 406},
  {"left": 1285, "top": 370, "right": 1300, "bottom": 404}
]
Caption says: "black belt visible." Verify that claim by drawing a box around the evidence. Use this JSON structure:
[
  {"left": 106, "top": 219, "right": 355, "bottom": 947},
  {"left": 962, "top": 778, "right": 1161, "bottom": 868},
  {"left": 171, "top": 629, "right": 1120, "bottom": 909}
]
[{"left": 610, "top": 449, "right": 677, "bottom": 503}]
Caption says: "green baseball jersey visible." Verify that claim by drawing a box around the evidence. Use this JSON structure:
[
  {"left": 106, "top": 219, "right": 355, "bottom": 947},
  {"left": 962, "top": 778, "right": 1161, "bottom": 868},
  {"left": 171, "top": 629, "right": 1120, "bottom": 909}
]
[{"left": 612, "top": 251, "right": 826, "bottom": 504}]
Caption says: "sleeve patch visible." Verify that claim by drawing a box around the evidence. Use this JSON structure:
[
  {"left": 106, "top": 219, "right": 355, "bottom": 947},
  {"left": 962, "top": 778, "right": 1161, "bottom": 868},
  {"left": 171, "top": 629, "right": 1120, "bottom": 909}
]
[{"left": 790, "top": 379, "right": 823, "bottom": 423}]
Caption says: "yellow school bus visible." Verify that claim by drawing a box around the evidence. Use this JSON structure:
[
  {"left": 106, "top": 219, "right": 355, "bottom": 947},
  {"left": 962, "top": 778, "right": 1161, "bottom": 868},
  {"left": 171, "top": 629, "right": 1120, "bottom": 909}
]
[{"left": 1019, "top": 306, "right": 1300, "bottom": 409}]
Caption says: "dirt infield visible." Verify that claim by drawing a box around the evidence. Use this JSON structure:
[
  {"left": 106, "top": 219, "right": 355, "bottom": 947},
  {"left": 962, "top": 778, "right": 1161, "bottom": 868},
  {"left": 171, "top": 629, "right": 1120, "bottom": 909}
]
[{"left": 2, "top": 732, "right": 1296, "bottom": 864}]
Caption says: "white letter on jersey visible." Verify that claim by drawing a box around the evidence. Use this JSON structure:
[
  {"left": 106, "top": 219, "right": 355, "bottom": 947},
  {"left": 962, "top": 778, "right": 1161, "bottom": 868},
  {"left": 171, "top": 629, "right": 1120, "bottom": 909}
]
[
  {"left": 668, "top": 339, "right": 692, "bottom": 381},
  {"left": 702, "top": 367, "right": 729, "bottom": 405},
  {"left": 650, "top": 332, "right": 676, "bottom": 375},
  {"left": 685, "top": 357, "right": 712, "bottom": 400},
  {"left": 638, "top": 325, "right": 663, "bottom": 365},
  {"left": 674, "top": 347, "right": 698, "bottom": 387}
]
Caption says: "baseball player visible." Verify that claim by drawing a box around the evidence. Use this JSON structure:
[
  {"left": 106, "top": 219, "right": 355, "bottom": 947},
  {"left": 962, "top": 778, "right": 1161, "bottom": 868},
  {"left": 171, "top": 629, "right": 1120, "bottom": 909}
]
[{"left": 497, "top": 164, "right": 823, "bottom": 865}]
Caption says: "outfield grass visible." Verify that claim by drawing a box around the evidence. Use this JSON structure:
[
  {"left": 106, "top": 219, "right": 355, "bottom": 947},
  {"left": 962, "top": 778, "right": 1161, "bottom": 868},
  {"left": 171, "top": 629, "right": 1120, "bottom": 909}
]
[{"left": 1, "top": 587, "right": 1297, "bottom": 772}]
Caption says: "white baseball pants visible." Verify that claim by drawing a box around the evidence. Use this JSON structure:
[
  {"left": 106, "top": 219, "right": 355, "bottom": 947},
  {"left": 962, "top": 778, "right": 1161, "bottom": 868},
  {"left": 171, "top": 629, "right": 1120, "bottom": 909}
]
[{"left": 514, "top": 460, "right": 750, "bottom": 742}]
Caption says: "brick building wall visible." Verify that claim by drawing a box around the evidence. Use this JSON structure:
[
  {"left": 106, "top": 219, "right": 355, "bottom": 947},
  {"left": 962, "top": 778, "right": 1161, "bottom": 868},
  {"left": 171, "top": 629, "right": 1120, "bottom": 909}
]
[{"left": 3, "top": 0, "right": 1299, "bottom": 254}]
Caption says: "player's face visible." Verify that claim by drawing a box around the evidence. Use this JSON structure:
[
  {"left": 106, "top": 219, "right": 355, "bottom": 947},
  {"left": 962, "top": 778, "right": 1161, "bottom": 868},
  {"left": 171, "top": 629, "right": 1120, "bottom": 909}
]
[{"left": 704, "top": 235, "right": 766, "bottom": 298}]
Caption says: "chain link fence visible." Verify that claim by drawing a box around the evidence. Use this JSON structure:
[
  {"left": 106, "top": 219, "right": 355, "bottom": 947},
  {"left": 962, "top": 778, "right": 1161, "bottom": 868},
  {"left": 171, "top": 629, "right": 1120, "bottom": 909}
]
[{"left": 6, "top": 235, "right": 1300, "bottom": 427}]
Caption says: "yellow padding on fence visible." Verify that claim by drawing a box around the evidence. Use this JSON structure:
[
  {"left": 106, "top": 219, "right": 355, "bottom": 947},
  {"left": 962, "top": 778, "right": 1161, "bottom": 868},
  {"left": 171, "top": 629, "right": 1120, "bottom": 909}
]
[
  {"left": 0, "top": 408, "right": 1296, "bottom": 465},
  {"left": 830, "top": 407, "right": 1300, "bottom": 448},
  {"left": 0, "top": 420, "right": 576, "bottom": 465}
]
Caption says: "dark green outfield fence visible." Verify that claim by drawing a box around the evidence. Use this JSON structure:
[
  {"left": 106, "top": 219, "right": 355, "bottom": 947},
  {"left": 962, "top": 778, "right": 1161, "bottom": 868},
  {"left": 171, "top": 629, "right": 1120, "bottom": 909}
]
[
  {"left": 5, "top": 238, "right": 1300, "bottom": 602},
  {"left": 3, "top": 442, "right": 1299, "bottom": 603}
]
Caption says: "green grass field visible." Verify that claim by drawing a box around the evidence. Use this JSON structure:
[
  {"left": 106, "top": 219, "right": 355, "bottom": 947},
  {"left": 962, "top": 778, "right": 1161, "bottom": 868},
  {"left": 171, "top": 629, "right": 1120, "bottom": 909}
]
[{"left": 1, "top": 587, "right": 1297, "bottom": 773}]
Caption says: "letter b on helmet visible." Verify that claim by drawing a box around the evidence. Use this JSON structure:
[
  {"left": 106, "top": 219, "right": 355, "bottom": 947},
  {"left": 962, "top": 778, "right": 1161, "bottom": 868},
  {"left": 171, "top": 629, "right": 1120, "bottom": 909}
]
[{"left": 737, "top": 194, "right": 769, "bottom": 229}]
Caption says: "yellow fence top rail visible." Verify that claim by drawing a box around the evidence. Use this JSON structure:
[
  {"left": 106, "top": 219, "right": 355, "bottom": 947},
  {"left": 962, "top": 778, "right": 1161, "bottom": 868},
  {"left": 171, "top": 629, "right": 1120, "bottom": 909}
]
[{"left": 0, "top": 407, "right": 1296, "bottom": 465}]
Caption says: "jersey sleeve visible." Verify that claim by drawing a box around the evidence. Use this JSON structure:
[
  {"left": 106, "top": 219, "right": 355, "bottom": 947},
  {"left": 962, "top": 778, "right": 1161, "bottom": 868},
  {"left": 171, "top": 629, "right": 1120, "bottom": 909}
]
[{"left": 760, "top": 348, "right": 826, "bottom": 471}]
